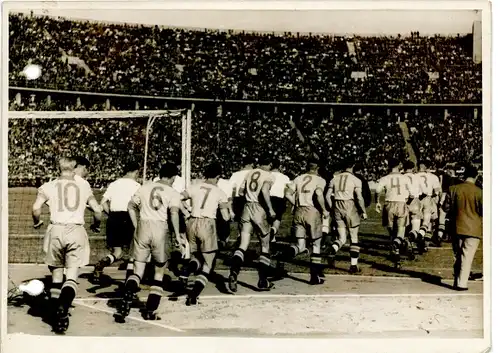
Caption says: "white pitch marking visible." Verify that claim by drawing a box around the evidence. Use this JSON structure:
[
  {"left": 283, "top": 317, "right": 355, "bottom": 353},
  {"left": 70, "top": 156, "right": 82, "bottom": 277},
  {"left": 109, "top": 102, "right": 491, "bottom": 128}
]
[
  {"left": 74, "top": 301, "right": 185, "bottom": 332},
  {"left": 74, "top": 292, "right": 482, "bottom": 302}
]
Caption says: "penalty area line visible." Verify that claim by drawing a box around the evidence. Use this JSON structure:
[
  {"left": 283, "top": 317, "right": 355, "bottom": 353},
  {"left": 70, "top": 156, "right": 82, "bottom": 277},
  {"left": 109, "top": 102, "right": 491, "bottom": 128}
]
[{"left": 73, "top": 301, "right": 185, "bottom": 332}]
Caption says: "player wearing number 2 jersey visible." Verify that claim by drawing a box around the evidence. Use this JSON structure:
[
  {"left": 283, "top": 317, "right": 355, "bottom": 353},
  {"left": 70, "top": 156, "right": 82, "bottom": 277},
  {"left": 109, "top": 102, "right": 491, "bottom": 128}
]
[
  {"left": 326, "top": 159, "right": 367, "bottom": 274},
  {"left": 117, "top": 163, "right": 181, "bottom": 322},
  {"left": 228, "top": 155, "right": 276, "bottom": 292},
  {"left": 32, "top": 157, "right": 102, "bottom": 334},
  {"left": 278, "top": 159, "right": 328, "bottom": 285},
  {"left": 179, "top": 162, "right": 231, "bottom": 305},
  {"left": 375, "top": 158, "right": 416, "bottom": 267}
]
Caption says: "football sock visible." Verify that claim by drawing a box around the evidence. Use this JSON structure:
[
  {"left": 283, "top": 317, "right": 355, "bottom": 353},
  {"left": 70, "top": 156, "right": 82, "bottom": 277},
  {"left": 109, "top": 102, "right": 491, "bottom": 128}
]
[
  {"left": 145, "top": 280, "right": 163, "bottom": 313},
  {"left": 180, "top": 258, "right": 202, "bottom": 279},
  {"left": 191, "top": 272, "right": 209, "bottom": 298},
  {"left": 124, "top": 274, "right": 141, "bottom": 295},
  {"left": 310, "top": 253, "right": 323, "bottom": 278},
  {"left": 331, "top": 239, "right": 343, "bottom": 255},
  {"left": 392, "top": 237, "right": 402, "bottom": 253},
  {"left": 258, "top": 253, "right": 272, "bottom": 281},
  {"left": 350, "top": 243, "right": 361, "bottom": 266},
  {"left": 125, "top": 260, "right": 134, "bottom": 279},
  {"left": 59, "top": 280, "right": 78, "bottom": 311},
  {"left": 230, "top": 249, "right": 245, "bottom": 276}
]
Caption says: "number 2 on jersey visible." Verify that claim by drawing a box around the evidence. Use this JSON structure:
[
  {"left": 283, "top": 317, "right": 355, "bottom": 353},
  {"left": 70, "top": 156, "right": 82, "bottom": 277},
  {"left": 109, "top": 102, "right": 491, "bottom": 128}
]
[
  {"left": 149, "top": 186, "right": 164, "bottom": 211},
  {"left": 301, "top": 175, "right": 313, "bottom": 193},
  {"left": 56, "top": 182, "right": 80, "bottom": 212}
]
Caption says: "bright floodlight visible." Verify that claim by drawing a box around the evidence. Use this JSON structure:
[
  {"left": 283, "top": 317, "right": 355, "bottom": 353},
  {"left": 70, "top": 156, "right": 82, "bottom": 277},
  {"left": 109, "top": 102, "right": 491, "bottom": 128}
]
[{"left": 23, "top": 64, "right": 42, "bottom": 80}]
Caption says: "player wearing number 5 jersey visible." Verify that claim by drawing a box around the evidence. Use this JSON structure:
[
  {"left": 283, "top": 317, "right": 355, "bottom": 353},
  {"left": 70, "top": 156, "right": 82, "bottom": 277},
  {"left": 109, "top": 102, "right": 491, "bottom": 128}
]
[
  {"left": 375, "top": 158, "right": 416, "bottom": 267},
  {"left": 32, "top": 157, "right": 102, "bottom": 334},
  {"left": 179, "top": 162, "right": 231, "bottom": 305},
  {"left": 117, "top": 163, "right": 182, "bottom": 322},
  {"left": 228, "top": 155, "right": 276, "bottom": 292},
  {"left": 416, "top": 161, "right": 442, "bottom": 251},
  {"left": 326, "top": 160, "right": 367, "bottom": 274},
  {"left": 278, "top": 159, "right": 328, "bottom": 285}
]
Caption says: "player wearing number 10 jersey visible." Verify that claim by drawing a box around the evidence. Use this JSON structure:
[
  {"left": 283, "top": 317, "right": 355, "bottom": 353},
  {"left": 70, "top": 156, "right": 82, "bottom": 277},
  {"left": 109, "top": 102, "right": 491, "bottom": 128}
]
[
  {"left": 375, "top": 158, "right": 416, "bottom": 266},
  {"left": 228, "top": 155, "right": 276, "bottom": 292},
  {"left": 117, "top": 163, "right": 182, "bottom": 322},
  {"left": 32, "top": 157, "right": 102, "bottom": 334},
  {"left": 279, "top": 159, "right": 328, "bottom": 285}
]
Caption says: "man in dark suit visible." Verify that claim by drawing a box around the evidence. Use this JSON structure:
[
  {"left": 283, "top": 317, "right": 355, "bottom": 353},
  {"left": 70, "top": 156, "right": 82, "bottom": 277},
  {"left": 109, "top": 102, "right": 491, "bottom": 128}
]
[{"left": 444, "top": 165, "right": 483, "bottom": 291}]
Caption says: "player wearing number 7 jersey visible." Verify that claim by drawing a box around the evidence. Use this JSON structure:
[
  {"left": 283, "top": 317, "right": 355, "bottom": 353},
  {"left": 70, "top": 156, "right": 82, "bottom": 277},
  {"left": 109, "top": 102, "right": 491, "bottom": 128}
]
[
  {"left": 278, "top": 159, "right": 328, "bottom": 285},
  {"left": 375, "top": 158, "right": 416, "bottom": 267},
  {"left": 117, "top": 162, "right": 182, "bottom": 322},
  {"left": 178, "top": 162, "right": 231, "bottom": 305},
  {"left": 325, "top": 159, "right": 367, "bottom": 274},
  {"left": 228, "top": 155, "right": 276, "bottom": 292},
  {"left": 32, "top": 157, "right": 102, "bottom": 334}
]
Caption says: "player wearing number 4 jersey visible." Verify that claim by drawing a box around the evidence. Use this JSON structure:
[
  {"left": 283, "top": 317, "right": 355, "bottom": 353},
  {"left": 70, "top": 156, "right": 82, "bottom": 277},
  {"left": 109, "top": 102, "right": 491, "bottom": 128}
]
[
  {"left": 277, "top": 159, "right": 328, "bottom": 285},
  {"left": 228, "top": 155, "right": 276, "bottom": 292},
  {"left": 116, "top": 163, "right": 182, "bottom": 322},
  {"left": 375, "top": 158, "right": 416, "bottom": 267},
  {"left": 32, "top": 157, "right": 102, "bottom": 334},
  {"left": 179, "top": 162, "right": 231, "bottom": 305},
  {"left": 325, "top": 160, "right": 367, "bottom": 274}
]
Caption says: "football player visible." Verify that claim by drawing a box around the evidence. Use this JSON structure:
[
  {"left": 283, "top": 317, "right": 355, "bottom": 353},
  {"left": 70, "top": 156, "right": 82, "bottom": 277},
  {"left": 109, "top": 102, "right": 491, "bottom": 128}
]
[
  {"left": 375, "top": 158, "right": 416, "bottom": 267},
  {"left": 278, "top": 158, "right": 328, "bottom": 284},
  {"left": 32, "top": 157, "right": 102, "bottom": 334},
  {"left": 269, "top": 159, "right": 292, "bottom": 246},
  {"left": 179, "top": 162, "right": 231, "bottom": 305},
  {"left": 116, "top": 163, "right": 182, "bottom": 322},
  {"left": 228, "top": 155, "right": 276, "bottom": 292},
  {"left": 325, "top": 159, "right": 367, "bottom": 274}
]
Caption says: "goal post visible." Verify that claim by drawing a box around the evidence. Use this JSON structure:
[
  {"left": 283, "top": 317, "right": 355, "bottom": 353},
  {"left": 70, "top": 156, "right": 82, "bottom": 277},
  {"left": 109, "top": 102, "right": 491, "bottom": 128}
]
[{"left": 8, "top": 109, "right": 190, "bottom": 264}]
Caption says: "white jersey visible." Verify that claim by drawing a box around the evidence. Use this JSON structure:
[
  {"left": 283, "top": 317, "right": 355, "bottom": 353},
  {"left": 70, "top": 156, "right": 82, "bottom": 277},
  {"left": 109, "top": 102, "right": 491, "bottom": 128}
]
[
  {"left": 415, "top": 171, "right": 441, "bottom": 196},
  {"left": 376, "top": 172, "right": 414, "bottom": 202},
  {"left": 153, "top": 175, "right": 185, "bottom": 193},
  {"left": 102, "top": 178, "right": 141, "bottom": 212},
  {"left": 270, "top": 171, "right": 291, "bottom": 198},
  {"left": 329, "top": 172, "right": 362, "bottom": 201},
  {"left": 217, "top": 178, "right": 234, "bottom": 199},
  {"left": 131, "top": 181, "right": 182, "bottom": 222},
  {"left": 38, "top": 176, "right": 94, "bottom": 224},
  {"left": 229, "top": 169, "right": 252, "bottom": 198},
  {"left": 405, "top": 172, "right": 424, "bottom": 197}
]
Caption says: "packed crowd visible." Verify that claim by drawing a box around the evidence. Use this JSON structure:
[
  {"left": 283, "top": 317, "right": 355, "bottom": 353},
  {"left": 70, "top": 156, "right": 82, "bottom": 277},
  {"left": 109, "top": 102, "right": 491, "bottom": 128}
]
[
  {"left": 9, "top": 104, "right": 481, "bottom": 188},
  {"left": 9, "top": 13, "right": 481, "bottom": 103}
]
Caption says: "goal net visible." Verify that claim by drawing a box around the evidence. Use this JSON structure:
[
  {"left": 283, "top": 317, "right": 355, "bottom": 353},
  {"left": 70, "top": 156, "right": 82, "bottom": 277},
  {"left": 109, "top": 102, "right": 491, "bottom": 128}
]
[{"left": 8, "top": 109, "right": 188, "bottom": 264}]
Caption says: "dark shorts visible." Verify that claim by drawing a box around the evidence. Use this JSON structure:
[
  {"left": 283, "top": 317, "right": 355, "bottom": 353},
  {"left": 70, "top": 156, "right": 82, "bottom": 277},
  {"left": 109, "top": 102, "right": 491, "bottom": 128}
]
[
  {"left": 271, "top": 197, "right": 287, "bottom": 221},
  {"left": 106, "top": 212, "right": 134, "bottom": 248}
]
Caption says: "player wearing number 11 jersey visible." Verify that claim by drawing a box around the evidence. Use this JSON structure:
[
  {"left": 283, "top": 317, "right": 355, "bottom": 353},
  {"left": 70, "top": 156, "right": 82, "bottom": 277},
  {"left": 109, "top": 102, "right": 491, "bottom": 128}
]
[
  {"left": 228, "top": 155, "right": 276, "bottom": 292},
  {"left": 117, "top": 163, "right": 182, "bottom": 322},
  {"left": 375, "top": 158, "right": 416, "bottom": 266}
]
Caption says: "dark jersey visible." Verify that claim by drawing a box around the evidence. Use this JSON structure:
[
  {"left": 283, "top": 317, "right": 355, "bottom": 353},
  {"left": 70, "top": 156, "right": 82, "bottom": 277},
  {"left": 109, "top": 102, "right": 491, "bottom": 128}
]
[{"left": 354, "top": 173, "right": 372, "bottom": 207}]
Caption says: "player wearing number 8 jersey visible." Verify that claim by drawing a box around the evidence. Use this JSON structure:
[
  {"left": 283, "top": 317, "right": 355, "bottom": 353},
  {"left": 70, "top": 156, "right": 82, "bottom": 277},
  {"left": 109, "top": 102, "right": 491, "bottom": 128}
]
[
  {"left": 326, "top": 159, "right": 367, "bottom": 274},
  {"left": 278, "top": 159, "right": 328, "bottom": 285},
  {"left": 117, "top": 163, "right": 182, "bottom": 322},
  {"left": 179, "top": 162, "right": 231, "bottom": 305},
  {"left": 32, "top": 157, "right": 102, "bottom": 334},
  {"left": 228, "top": 155, "right": 276, "bottom": 292},
  {"left": 375, "top": 158, "right": 416, "bottom": 266}
]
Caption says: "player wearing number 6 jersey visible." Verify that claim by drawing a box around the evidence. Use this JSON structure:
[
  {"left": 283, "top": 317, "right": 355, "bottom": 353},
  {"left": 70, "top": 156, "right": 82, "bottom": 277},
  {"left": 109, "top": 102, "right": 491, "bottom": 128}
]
[
  {"left": 415, "top": 161, "right": 442, "bottom": 252},
  {"left": 375, "top": 158, "right": 416, "bottom": 267},
  {"left": 32, "top": 157, "right": 102, "bottom": 334},
  {"left": 278, "top": 159, "right": 328, "bottom": 285},
  {"left": 179, "top": 162, "right": 231, "bottom": 305},
  {"left": 228, "top": 155, "right": 276, "bottom": 292},
  {"left": 117, "top": 163, "right": 182, "bottom": 322},
  {"left": 325, "top": 160, "right": 367, "bottom": 274}
]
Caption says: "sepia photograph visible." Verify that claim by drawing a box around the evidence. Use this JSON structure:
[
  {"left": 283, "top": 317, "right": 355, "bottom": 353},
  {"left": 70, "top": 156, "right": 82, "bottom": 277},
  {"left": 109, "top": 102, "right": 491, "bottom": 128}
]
[{"left": 1, "top": 2, "right": 492, "bottom": 352}]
